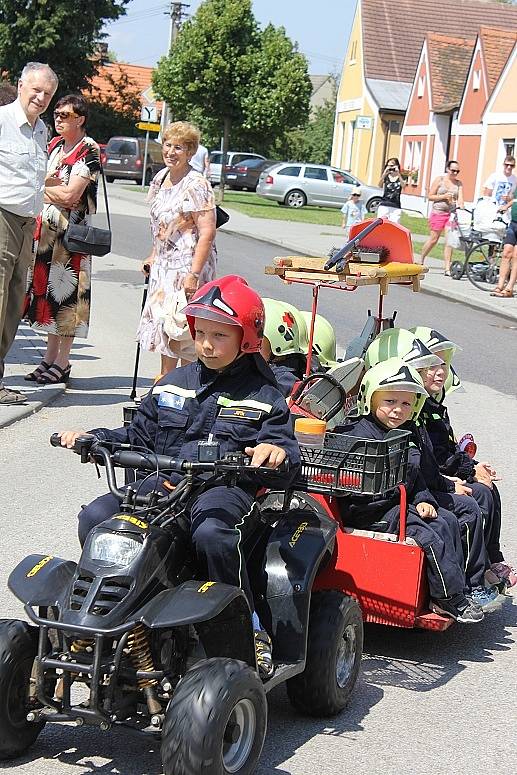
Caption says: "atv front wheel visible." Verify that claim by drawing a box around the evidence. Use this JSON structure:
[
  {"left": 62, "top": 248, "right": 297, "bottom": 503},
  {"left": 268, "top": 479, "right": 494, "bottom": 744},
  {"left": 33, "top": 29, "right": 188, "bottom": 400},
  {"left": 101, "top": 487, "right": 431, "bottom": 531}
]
[
  {"left": 286, "top": 591, "right": 363, "bottom": 716},
  {"left": 0, "top": 619, "right": 45, "bottom": 759},
  {"left": 161, "top": 657, "right": 266, "bottom": 775}
]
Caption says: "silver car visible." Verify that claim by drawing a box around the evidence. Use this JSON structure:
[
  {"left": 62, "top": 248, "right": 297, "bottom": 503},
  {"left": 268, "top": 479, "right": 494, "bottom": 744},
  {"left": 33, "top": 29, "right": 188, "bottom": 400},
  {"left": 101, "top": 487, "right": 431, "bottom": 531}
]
[{"left": 256, "top": 162, "right": 383, "bottom": 212}]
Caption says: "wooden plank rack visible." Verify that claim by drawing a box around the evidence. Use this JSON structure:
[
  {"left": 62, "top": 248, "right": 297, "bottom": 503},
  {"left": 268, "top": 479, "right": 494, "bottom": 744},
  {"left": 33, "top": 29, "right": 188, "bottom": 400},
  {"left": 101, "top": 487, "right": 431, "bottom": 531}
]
[{"left": 265, "top": 255, "right": 428, "bottom": 294}]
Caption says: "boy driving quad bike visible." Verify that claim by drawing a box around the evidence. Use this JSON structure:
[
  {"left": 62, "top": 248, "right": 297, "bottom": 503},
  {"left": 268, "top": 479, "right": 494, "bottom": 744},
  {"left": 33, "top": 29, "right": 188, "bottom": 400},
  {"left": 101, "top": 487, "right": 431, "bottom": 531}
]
[{"left": 58, "top": 275, "right": 301, "bottom": 677}]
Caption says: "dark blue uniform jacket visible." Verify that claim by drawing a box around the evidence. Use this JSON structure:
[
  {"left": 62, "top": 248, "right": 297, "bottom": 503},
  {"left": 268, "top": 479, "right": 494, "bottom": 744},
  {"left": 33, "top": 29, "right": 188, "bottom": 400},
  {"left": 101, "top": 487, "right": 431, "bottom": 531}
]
[
  {"left": 333, "top": 413, "right": 438, "bottom": 528},
  {"left": 420, "top": 395, "right": 476, "bottom": 481},
  {"left": 90, "top": 355, "right": 301, "bottom": 491}
]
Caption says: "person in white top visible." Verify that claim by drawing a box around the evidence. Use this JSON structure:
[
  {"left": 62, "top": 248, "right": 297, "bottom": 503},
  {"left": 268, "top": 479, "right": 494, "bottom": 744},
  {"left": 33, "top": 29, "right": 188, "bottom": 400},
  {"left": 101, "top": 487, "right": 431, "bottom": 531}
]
[
  {"left": 189, "top": 142, "right": 210, "bottom": 178},
  {"left": 0, "top": 62, "right": 58, "bottom": 405},
  {"left": 341, "top": 187, "right": 365, "bottom": 239},
  {"left": 483, "top": 156, "right": 517, "bottom": 218}
]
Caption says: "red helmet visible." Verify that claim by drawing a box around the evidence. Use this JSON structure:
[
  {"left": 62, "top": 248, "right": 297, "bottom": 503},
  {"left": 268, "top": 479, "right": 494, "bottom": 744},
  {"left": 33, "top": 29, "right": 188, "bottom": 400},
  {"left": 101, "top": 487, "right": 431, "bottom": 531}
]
[{"left": 184, "top": 275, "right": 265, "bottom": 353}]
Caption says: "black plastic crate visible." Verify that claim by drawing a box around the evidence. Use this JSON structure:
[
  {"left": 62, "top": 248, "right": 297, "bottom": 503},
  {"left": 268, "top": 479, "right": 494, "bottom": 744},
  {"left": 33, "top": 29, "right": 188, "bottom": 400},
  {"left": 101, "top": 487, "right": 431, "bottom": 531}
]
[{"left": 296, "top": 429, "right": 410, "bottom": 496}]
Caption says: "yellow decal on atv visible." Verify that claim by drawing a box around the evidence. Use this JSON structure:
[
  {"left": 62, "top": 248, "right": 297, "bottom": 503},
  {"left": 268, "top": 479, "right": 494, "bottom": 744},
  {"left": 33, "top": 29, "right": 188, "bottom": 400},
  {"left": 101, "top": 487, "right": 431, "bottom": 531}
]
[
  {"left": 114, "top": 515, "right": 148, "bottom": 530},
  {"left": 289, "top": 522, "right": 308, "bottom": 549},
  {"left": 26, "top": 555, "right": 53, "bottom": 578},
  {"left": 198, "top": 581, "right": 216, "bottom": 594}
]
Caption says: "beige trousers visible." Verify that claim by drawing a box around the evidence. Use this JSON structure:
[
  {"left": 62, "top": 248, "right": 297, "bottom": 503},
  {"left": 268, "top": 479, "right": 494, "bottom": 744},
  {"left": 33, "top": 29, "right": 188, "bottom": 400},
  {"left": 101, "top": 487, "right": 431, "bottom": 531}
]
[{"left": 0, "top": 207, "right": 35, "bottom": 382}]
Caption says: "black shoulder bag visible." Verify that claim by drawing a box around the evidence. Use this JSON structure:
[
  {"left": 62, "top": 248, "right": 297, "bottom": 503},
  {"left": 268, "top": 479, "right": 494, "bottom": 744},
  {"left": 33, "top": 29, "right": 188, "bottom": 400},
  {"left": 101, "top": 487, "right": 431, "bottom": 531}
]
[{"left": 63, "top": 163, "right": 112, "bottom": 257}]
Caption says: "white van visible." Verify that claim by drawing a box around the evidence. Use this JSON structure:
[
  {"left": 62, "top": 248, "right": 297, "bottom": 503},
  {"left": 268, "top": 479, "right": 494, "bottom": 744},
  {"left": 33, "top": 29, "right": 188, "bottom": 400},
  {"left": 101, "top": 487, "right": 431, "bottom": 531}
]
[{"left": 209, "top": 150, "right": 266, "bottom": 185}]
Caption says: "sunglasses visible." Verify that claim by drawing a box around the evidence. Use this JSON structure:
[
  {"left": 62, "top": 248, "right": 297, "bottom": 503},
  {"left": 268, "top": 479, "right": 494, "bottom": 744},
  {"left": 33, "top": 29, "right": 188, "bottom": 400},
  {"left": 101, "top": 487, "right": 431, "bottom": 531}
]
[
  {"left": 449, "top": 168, "right": 460, "bottom": 173},
  {"left": 53, "top": 110, "right": 78, "bottom": 120},
  {"left": 504, "top": 163, "right": 515, "bottom": 168}
]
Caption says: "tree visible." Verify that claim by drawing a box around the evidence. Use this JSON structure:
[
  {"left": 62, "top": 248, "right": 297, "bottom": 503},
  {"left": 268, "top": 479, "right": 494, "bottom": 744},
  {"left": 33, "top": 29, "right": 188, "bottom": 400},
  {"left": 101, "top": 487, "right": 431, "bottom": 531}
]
[
  {"left": 153, "top": 0, "right": 311, "bottom": 193},
  {"left": 274, "top": 97, "right": 336, "bottom": 165},
  {"left": 0, "top": 1, "right": 129, "bottom": 94}
]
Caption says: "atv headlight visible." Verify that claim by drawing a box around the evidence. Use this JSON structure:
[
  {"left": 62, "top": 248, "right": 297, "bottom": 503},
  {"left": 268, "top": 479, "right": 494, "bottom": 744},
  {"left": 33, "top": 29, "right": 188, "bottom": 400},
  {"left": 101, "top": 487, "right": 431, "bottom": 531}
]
[{"left": 89, "top": 533, "right": 143, "bottom": 567}]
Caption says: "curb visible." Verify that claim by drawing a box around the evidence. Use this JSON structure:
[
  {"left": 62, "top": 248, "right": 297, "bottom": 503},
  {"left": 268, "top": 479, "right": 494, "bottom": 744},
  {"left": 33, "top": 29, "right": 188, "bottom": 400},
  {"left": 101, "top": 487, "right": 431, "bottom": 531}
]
[{"left": 0, "top": 385, "right": 64, "bottom": 430}]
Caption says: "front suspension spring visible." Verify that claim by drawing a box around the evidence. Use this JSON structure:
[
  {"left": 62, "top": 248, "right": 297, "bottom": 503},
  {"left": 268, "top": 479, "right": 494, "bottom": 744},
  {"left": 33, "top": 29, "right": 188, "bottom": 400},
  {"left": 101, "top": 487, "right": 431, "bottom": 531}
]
[{"left": 127, "top": 624, "right": 157, "bottom": 688}]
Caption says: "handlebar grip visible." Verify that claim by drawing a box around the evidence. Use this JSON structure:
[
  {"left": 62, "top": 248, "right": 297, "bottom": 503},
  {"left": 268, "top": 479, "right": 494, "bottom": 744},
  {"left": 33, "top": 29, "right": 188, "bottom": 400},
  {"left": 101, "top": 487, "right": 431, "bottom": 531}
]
[
  {"left": 50, "top": 433, "right": 62, "bottom": 447},
  {"left": 112, "top": 450, "right": 184, "bottom": 473}
]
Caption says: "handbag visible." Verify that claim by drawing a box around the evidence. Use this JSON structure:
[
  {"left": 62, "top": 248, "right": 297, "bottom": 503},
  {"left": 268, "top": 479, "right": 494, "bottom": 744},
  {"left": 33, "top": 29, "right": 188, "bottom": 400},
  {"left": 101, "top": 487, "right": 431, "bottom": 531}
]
[
  {"left": 63, "top": 162, "right": 112, "bottom": 256},
  {"left": 216, "top": 205, "right": 230, "bottom": 229}
]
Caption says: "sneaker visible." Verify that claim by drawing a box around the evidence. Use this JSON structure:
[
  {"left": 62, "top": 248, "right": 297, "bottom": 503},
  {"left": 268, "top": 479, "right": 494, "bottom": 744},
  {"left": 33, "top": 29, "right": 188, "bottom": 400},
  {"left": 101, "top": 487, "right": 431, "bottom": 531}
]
[
  {"left": 490, "top": 562, "right": 517, "bottom": 589},
  {"left": 469, "top": 585, "right": 501, "bottom": 611},
  {"left": 254, "top": 630, "right": 274, "bottom": 679},
  {"left": 431, "top": 593, "right": 484, "bottom": 623}
]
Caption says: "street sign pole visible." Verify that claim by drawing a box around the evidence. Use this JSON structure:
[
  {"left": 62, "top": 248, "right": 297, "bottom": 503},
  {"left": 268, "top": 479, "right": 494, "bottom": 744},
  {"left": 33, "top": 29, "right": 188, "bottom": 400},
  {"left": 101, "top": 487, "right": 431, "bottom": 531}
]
[{"left": 141, "top": 130, "right": 150, "bottom": 189}]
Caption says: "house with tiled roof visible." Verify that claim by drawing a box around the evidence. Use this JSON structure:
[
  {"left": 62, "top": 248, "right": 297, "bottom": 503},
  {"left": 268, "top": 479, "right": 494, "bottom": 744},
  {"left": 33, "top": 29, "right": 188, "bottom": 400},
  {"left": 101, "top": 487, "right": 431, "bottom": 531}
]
[
  {"left": 450, "top": 28, "right": 517, "bottom": 201},
  {"left": 88, "top": 62, "right": 161, "bottom": 112},
  {"left": 332, "top": 0, "right": 517, "bottom": 187},
  {"left": 399, "top": 34, "right": 475, "bottom": 211}
]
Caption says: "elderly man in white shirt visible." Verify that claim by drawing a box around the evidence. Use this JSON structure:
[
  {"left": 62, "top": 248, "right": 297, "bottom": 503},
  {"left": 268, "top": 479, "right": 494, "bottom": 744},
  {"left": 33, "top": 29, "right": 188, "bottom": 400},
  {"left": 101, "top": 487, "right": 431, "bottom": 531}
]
[{"left": 0, "top": 62, "right": 58, "bottom": 405}]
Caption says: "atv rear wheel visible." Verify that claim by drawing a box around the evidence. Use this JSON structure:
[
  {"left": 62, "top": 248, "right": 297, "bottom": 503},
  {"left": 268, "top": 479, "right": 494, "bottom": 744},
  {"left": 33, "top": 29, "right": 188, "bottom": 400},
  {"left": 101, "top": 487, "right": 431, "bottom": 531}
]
[
  {"left": 161, "top": 657, "right": 267, "bottom": 775},
  {"left": 286, "top": 591, "right": 363, "bottom": 716},
  {"left": 0, "top": 619, "right": 45, "bottom": 760}
]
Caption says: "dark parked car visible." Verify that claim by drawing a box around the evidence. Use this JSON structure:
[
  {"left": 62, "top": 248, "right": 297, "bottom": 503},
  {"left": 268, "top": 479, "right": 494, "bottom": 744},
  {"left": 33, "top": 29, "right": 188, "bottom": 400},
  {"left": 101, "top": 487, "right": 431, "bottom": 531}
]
[
  {"left": 224, "top": 158, "right": 277, "bottom": 191},
  {"left": 104, "top": 136, "right": 164, "bottom": 184}
]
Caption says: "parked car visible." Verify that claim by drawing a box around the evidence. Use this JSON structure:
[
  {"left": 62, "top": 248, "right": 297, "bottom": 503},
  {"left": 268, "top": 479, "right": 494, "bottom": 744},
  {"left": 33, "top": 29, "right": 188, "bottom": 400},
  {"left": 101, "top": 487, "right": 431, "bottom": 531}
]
[
  {"left": 209, "top": 150, "right": 266, "bottom": 185},
  {"left": 104, "top": 136, "right": 164, "bottom": 184},
  {"left": 99, "top": 143, "right": 107, "bottom": 167},
  {"left": 256, "top": 162, "right": 383, "bottom": 212},
  {"left": 224, "top": 158, "right": 277, "bottom": 191}
]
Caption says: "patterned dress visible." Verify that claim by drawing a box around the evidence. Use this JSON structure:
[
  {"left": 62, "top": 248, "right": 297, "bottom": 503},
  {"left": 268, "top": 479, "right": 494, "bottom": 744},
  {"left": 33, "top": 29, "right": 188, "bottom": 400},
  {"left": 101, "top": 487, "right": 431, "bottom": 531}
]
[
  {"left": 137, "top": 167, "right": 217, "bottom": 357},
  {"left": 26, "top": 136, "right": 100, "bottom": 338}
]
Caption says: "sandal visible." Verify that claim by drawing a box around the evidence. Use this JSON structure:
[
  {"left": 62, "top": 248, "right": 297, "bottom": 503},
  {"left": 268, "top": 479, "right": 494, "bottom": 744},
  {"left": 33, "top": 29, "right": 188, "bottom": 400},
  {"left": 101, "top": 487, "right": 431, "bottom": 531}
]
[
  {"left": 37, "top": 364, "right": 71, "bottom": 385},
  {"left": 490, "top": 288, "right": 505, "bottom": 297},
  {"left": 501, "top": 289, "right": 514, "bottom": 298},
  {"left": 24, "top": 360, "right": 51, "bottom": 382}
]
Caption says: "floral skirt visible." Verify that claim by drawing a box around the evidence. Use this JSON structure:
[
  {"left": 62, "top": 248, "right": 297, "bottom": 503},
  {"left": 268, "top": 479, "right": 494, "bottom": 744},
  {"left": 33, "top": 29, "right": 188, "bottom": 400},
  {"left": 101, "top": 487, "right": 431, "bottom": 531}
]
[{"left": 25, "top": 221, "right": 91, "bottom": 338}]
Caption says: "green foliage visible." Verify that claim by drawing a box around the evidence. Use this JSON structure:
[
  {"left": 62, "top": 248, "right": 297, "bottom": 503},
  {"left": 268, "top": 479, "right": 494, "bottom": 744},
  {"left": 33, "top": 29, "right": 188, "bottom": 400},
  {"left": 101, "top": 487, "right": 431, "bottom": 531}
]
[
  {"left": 275, "top": 98, "right": 336, "bottom": 164},
  {"left": 0, "top": 1, "right": 129, "bottom": 94},
  {"left": 153, "top": 0, "right": 311, "bottom": 153}
]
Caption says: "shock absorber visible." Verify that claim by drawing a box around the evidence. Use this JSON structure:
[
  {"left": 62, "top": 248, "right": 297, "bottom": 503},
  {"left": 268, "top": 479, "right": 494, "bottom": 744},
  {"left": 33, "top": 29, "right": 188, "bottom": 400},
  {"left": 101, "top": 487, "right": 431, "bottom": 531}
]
[
  {"left": 127, "top": 624, "right": 161, "bottom": 715},
  {"left": 71, "top": 638, "right": 94, "bottom": 654}
]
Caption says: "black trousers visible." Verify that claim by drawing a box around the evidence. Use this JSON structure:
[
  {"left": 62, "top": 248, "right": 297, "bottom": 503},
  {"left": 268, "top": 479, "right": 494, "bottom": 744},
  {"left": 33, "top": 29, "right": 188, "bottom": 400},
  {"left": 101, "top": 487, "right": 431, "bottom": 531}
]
[
  {"left": 369, "top": 505, "right": 466, "bottom": 600},
  {"left": 468, "top": 482, "right": 503, "bottom": 564},
  {"left": 77, "top": 479, "right": 257, "bottom": 608},
  {"left": 433, "top": 491, "right": 489, "bottom": 589}
]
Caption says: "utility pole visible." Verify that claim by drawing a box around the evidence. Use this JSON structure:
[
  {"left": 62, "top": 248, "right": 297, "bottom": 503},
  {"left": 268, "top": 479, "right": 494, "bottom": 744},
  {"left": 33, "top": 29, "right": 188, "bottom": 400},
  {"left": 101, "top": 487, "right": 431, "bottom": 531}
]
[{"left": 160, "top": 2, "right": 190, "bottom": 133}]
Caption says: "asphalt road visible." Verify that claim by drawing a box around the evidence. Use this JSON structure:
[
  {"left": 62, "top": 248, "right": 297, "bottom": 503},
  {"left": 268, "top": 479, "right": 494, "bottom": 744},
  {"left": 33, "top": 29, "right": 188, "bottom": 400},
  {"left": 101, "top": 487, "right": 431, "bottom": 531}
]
[{"left": 0, "top": 202, "right": 515, "bottom": 775}]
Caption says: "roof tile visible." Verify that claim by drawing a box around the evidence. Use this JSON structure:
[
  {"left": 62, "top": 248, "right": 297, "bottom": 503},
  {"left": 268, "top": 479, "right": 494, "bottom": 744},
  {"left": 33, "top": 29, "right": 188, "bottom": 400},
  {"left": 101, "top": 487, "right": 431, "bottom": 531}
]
[{"left": 427, "top": 34, "right": 475, "bottom": 112}]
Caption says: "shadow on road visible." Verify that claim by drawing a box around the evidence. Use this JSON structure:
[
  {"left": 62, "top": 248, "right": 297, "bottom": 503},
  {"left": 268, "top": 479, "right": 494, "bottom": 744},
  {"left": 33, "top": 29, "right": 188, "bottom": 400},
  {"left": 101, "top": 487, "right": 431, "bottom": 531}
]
[{"left": 362, "top": 596, "right": 516, "bottom": 692}]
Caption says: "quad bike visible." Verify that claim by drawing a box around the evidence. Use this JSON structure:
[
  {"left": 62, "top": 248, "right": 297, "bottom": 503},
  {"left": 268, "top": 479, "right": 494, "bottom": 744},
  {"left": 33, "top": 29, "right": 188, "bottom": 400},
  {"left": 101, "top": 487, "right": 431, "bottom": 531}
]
[{"left": 0, "top": 434, "right": 363, "bottom": 774}]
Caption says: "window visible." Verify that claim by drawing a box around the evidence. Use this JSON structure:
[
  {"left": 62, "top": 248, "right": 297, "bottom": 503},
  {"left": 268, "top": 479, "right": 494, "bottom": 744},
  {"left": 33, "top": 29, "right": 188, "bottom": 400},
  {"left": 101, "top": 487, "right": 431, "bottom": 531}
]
[
  {"left": 350, "top": 40, "right": 358, "bottom": 63},
  {"left": 210, "top": 152, "right": 222, "bottom": 164},
  {"left": 473, "top": 70, "right": 481, "bottom": 91},
  {"left": 107, "top": 139, "right": 138, "bottom": 156},
  {"left": 503, "top": 138, "right": 516, "bottom": 158},
  {"left": 277, "top": 165, "right": 301, "bottom": 177},
  {"left": 304, "top": 167, "right": 328, "bottom": 181},
  {"left": 417, "top": 76, "right": 425, "bottom": 98},
  {"left": 403, "top": 141, "right": 422, "bottom": 184},
  {"left": 389, "top": 120, "right": 401, "bottom": 134},
  {"left": 332, "top": 169, "right": 355, "bottom": 184}
]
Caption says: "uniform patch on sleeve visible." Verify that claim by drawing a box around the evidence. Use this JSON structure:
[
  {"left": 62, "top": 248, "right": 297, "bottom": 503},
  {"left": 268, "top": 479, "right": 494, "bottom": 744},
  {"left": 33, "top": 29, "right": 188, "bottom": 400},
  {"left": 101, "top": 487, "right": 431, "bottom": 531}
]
[
  {"left": 158, "top": 392, "right": 186, "bottom": 410},
  {"left": 218, "top": 407, "right": 262, "bottom": 421}
]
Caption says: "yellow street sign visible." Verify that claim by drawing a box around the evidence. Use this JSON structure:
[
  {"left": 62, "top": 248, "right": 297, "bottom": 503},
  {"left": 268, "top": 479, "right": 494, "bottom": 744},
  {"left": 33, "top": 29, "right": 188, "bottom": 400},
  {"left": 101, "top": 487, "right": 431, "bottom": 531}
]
[{"left": 135, "top": 121, "right": 161, "bottom": 132}]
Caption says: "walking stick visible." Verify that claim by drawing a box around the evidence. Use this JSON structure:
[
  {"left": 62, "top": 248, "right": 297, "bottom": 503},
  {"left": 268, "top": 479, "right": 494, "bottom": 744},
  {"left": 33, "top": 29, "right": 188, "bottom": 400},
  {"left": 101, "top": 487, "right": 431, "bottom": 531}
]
[{"left": 130, "top": 269, "right": 149, "bottom": 400}]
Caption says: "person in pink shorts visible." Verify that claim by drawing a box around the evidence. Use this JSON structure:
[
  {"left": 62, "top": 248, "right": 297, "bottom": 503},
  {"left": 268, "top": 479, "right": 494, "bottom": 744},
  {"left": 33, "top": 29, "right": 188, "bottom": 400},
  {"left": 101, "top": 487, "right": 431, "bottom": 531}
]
[{"left": 418, "top": 160, "right": 464, "bottom": 272}]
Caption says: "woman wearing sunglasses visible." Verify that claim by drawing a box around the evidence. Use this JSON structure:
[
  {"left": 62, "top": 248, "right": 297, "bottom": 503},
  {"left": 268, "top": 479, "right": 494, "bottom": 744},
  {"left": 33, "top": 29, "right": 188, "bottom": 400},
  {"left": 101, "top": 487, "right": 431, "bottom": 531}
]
[
  {"left": 418, "top": 160, "right": 464, "bottom": 274},
  {"left": 25, "top": 94, "right": 100, "bottom": 384}
]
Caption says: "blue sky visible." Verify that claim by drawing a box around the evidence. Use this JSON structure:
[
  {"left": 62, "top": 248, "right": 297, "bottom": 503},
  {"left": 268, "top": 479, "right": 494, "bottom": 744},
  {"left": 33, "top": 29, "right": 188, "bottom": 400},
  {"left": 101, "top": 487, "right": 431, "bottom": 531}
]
[{"left": 104, "top": 0, "right": 355, "bottom": 75}]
